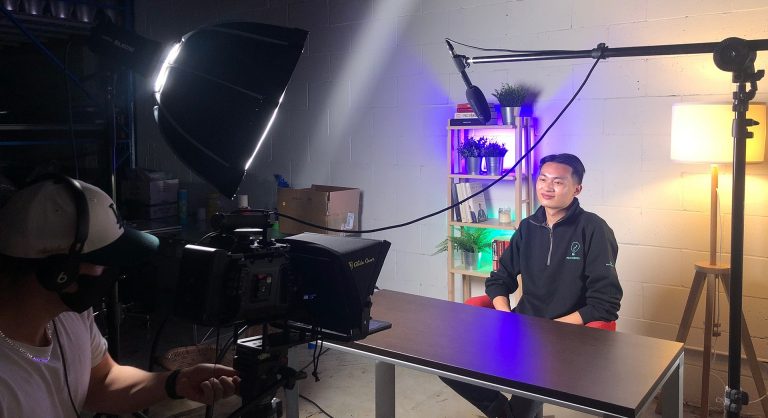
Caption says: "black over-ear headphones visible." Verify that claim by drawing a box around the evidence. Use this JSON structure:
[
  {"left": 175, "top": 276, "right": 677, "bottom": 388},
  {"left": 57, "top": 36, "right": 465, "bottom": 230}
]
[{"left": 32, "top": 174, "right": 90, "bottom": 293}]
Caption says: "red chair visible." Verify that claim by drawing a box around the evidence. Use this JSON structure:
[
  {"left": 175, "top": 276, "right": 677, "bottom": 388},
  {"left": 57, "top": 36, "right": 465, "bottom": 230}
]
[{"left": 464, "top": 295, "right": 616, "bottom": 331}]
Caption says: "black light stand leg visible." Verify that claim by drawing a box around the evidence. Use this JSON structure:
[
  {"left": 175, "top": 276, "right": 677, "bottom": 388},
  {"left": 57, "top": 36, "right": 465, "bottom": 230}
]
[
  {"left": 106, "top": 277, "right": 121, "bottom": 361},
  {"left": 712, "top": 38, "right": 765, "bottom": 418}
]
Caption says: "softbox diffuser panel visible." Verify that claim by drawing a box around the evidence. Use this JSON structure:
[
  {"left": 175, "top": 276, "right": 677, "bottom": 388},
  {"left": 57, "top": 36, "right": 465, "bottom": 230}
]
[{"left": 154, "top": 22, "right": 308, "bottom": 198}]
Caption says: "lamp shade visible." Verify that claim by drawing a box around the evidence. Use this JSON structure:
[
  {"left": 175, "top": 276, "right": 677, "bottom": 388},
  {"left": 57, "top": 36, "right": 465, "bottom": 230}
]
[
  {"left": 154, "top": 22, "right": 308, "bottom": 198},
  {"left": 671, "top": 102, "right": 766, "bottom": 163}
]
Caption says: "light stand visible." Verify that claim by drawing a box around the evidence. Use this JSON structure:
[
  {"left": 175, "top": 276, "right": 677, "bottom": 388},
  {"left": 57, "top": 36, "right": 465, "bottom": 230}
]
[
  {"left": 448, "top": 37, "right": 768, "bottom": 417},
  {"left": 714, "top": 40, "right": 765, "bottom": 415}
]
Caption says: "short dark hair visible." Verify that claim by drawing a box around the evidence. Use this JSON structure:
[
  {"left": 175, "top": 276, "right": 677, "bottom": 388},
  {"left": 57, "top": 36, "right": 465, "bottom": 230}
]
[{"left": 539, "top": 153, "right": 585, "bottom": 184}]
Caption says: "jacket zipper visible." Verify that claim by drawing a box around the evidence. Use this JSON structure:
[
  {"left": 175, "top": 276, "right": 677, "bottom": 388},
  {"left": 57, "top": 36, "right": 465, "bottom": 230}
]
[
  {"left": 547, "top": 226, "right": 553, "bottom": 266},
  {"left": 531, "top": 212, "right": 567, "bottom": 267}
]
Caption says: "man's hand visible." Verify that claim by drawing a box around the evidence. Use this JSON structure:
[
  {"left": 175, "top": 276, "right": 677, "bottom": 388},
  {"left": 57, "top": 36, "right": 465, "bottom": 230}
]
[
  {"left": 554, "top": 311, "right": 583, "bottom": 325},
  {"left": 175, "top": 364, "right": 240, "bottom": 404}
]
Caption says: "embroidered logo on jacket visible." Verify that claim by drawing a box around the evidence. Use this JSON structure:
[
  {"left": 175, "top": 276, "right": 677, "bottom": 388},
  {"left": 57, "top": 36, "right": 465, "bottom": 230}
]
[{"left": 566, "top": 242, "right": 581, "bottom": 260}]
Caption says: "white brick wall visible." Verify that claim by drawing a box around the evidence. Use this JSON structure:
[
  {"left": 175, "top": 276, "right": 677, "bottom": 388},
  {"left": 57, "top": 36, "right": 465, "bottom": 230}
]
[{"left": 134, "top": 0, "right": 768, "bottom": 410}]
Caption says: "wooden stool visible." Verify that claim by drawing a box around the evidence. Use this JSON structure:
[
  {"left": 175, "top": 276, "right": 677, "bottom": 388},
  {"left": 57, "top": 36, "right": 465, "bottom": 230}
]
[{"left": 674, "top": 262, "right": 768, "bottom": 417}]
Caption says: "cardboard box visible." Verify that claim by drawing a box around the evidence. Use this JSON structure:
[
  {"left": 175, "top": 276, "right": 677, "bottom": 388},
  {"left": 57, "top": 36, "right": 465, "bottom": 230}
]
[
  {"left": 141, "top": 203, "right": 178, "bottom": 220},
  {"left": 122, "top": 202, "right": 178, "bottom": 220},
  {"left": 276, "top": 185, "right": 360, "bottom": 235},
  {"left": 121, "top": 169, "right": 179, "bottom": 205}
]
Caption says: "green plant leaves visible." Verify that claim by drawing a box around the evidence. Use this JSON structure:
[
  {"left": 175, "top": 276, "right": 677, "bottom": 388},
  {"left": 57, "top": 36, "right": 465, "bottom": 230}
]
[{"left": 433, "top": 226, "right": 493, "bottom": 254}]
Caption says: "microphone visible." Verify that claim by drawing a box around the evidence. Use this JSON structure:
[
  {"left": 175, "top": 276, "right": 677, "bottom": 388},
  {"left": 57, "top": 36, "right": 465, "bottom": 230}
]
[{"left": 445, "top": 40, "right": 491, "bottom": 124}]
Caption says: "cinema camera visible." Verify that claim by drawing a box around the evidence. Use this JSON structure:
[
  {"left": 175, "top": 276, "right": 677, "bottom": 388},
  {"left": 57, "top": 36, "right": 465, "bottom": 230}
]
[{"left": 173, "top": 210, "right": 391, "bottom": 417}]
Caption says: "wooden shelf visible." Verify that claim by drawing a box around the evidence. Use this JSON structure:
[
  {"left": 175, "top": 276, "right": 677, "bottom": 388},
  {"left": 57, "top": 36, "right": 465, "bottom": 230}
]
[
  {"left": 449, "top": 219, "right": 517, "bottom": 230},
  {"left": 447, "top": 124, "right": 518, "bottom": 130},
  {"left": 449, "top": 267, "right": 491, "bottom": 278},
  {"left": 449, "top": 173, "right": 517, "bottom": 181}
]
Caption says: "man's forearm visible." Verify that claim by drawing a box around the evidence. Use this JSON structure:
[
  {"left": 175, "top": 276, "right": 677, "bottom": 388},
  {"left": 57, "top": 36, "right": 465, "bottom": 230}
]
[
  {"left": 86, "top": 355, "right": 172, "bottom": 414},
  {"left": 492, "top": 296, "right": 512, "bottom": 312}
]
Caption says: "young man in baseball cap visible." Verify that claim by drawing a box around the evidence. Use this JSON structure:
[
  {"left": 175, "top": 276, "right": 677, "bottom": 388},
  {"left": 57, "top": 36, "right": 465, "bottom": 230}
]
[{"left": 0, "top": 177, "right": 239, "bottom": 417}]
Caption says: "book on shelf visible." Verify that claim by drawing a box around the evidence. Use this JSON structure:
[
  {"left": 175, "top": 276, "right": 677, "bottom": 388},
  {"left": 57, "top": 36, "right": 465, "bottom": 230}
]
[
  {"left": 454, "top": 111, "right": 499, "bottom": 119},
  {"left": 492, "top": 238, "right": 511, "bottom": 271},
  {"left": 456, "top": 102, "right": 497, "bottom": 112},
  {"left": 465, "top": 182, "right": 489, "bottom": 223},
  {"left": 451, "top": 183, "right": 462, "bottom": 222},
  {"left": 455, "top": 183, "right": 470, "bottom": 223},
  {"left": 454, "top": 182, "right": 489, "bottom": 224},
  {"left": 450, "top": 118, "right": 498, "bottom": 126}
]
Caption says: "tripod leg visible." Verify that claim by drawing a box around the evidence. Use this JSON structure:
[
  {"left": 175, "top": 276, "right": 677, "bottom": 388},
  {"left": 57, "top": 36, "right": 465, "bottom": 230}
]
[
  {"left": 700, "top": 275, "right": 715, "bottom": 417},
  {"left": 658, "top": 270, "right": 707, "bottom": 415},
  {"left": 720, "top": 274, "right": 768, "bottom": 417},
  {"left": 676, "top": 271, "right": 707, "bottom": 342}
]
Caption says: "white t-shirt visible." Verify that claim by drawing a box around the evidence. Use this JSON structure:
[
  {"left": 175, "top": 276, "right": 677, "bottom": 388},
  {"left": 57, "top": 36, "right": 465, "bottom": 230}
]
[{"left": 0, "top": 310, "right": 108, "bottom": 418}]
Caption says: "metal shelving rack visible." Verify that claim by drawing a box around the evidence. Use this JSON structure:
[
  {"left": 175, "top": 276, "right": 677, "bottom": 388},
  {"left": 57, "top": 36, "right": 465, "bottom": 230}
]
[
  {"left": 0, "top": 1, "right": 136, "bottom": 199},
  {"left": 1, "top": 1, "right": 136, "bottom": 363}
]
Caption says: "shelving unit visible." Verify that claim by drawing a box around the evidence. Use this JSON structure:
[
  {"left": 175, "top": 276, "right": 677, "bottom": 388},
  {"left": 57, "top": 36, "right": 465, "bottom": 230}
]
[
  {"left": 446, "top": 119, "right": 536, "bottom": 302},
  {"left": 1, "top": 2, "right": 136, "bottom": 362},
  {"left": 0, "top": 1, "right": 136, "bottom": 197}
]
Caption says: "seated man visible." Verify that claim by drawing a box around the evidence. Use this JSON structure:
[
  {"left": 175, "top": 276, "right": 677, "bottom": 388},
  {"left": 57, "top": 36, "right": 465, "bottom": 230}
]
[
  {"left": 0, "top": 176, "right": 240, "bottom": 417},
  {"left": 441, "top": 153, "right": 623, "bottom": 418}
]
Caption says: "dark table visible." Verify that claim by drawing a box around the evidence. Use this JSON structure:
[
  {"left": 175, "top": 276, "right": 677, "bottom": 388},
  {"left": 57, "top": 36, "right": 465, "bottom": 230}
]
[{"left": 295, "top": 290, "right": 683, "bottom": 418}]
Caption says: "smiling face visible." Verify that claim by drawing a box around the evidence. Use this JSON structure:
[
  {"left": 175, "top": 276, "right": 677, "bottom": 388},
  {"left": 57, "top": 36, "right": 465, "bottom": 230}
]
[{"left": 536, "top": 162, "right": 582, "bottom": 221}]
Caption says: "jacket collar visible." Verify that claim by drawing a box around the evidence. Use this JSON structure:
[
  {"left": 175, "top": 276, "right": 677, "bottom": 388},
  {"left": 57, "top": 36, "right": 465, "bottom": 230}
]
[{"left": 530, "top": 197, "right": 581, "bottom": 227}]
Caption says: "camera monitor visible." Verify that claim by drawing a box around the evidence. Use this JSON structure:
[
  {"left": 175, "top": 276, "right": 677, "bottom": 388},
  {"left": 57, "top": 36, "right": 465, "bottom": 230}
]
[{"left": 280, "top": 233, "right": 391, "bottom": 342}]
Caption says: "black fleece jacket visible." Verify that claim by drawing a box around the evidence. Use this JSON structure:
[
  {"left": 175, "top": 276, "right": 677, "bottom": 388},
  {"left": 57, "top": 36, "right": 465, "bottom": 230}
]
[{"left": 485, "top": 198, "right": 622, "bottom": 323}]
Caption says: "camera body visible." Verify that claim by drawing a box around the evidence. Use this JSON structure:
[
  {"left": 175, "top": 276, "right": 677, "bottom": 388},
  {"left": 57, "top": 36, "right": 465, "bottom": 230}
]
[
  {"left": 173, "top": 212, "right": 391, "bottom": 342},
  {"left": 174, "top": 239, "right": 296, "bottom": 327}
]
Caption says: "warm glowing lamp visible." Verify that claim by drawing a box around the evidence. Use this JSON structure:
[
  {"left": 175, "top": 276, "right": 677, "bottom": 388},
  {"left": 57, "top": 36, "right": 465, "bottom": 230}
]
[
  {"left": 670, "top": 102, "right": 766, "bottom": 265},
  {"left": 670, "top": 102, "right": 767, "bottom": 416}
]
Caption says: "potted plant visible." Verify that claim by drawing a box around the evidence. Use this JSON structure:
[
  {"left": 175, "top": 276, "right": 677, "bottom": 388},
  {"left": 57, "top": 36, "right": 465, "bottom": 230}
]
[
  {"left": 457, "top": 136, "right": 487, "bottom": 175},
  {"left": 433, "top": 227, "right": 492, "bottom": 270},
  {"left": 492, "top": 83, "right": 532, "bottom": 125},
  {"left": 483, "top": 141, "right": 508, "bottom": 176}
]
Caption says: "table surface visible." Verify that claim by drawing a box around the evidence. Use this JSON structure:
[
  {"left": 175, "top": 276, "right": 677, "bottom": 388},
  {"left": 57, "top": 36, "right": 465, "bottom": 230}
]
[{"left": 336, "top": 290, "right": 683, "bottom": 417}]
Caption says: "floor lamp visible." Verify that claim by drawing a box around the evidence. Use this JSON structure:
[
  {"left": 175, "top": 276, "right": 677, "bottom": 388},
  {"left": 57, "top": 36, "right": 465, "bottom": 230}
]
[{"left": 670, "top": 102, "right": 767, "bottom": 417}]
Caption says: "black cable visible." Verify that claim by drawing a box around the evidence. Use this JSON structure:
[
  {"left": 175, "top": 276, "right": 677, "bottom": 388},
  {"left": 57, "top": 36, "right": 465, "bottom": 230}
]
[
  {"left": 146, "top": 313, "right": 170, "bottom": 372},
  {"left": 277, "top": 52, "right": 605, "bottom": 235},
  {"left": 215, "top": 324, "right": 248, "bottom": 364},
  {"left": 298, "top": 347, "right": 330, "bottom": 372},
  {"left": 299, "top": 394, "right": 335, "bottom": 418},
  {"left": 311, "top": 337, "right": 324, "bottom": 382},
  {"left": 63, "top": 40, "right": 80, "bottom": 179},
  {"left": 204, "top": 326, "right": 223, "bottom": 418},
  {"left": 445, "top": 37, "right": 580, "bottom": 54},
  {"left": 53, "top": 319, "right": 81, "bottom": 418},
  {"left": 296, "top": 345, "right": 333, "bottom": 418}
]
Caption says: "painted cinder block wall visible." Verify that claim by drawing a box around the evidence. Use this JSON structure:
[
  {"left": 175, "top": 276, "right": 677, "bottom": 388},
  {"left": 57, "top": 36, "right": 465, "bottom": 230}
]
[{"left": 133, "top": 0, "right": 768, "bottom": 413}]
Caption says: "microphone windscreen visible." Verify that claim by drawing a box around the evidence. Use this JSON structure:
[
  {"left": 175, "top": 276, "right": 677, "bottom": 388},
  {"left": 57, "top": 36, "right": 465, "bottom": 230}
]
[{"left": 466, "top": 85, "right": 491, "bottom": 123}]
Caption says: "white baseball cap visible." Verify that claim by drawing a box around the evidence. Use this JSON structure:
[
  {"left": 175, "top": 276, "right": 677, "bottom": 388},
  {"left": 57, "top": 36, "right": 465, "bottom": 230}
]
[{"left": 0, "top": 178, "right": 159, "bottom": 266}]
